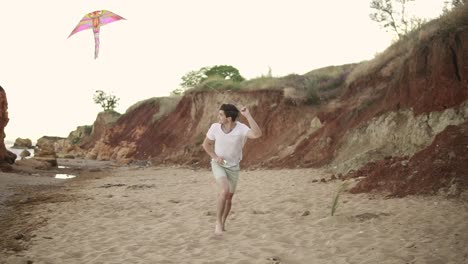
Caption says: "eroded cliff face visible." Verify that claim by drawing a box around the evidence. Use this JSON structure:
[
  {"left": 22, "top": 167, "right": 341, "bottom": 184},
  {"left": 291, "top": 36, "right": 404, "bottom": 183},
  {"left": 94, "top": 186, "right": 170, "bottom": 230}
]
[
  {"left": 0, "top": 87, "right": 16, "bottom": 169},
  {"left": 80, "top": 111, "right": 121, "bottom": 150},
  {"left": 329, "top": 102, "right": 468, "bottom": 174},
  {"left": 0, "top": 87, "right": 8, "bottom": 162},
  {"left": 82, "top": 91, "right": 320, "bottom": 166},
  {"left": 344, "top": 120, "right": 468, "bottom": 197}
]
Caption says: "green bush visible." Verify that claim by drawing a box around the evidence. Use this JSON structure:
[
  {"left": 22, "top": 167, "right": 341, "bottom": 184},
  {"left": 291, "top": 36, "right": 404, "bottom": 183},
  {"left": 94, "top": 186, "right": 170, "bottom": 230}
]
[
  {"left": 179, "top": 65, "right": 245, "bottom": 94},
  {"left": 93, "top": 90, "right": 119, "bottom": 112}
]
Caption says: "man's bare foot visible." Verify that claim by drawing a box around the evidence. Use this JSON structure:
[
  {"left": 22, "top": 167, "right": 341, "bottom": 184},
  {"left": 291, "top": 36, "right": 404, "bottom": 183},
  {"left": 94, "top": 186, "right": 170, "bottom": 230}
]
[
  {"left": 215, "top": 222, "right": 223, "bottom": 235},
  {"left": 221, "top": 222, "right": 226, "bottom": 232}
]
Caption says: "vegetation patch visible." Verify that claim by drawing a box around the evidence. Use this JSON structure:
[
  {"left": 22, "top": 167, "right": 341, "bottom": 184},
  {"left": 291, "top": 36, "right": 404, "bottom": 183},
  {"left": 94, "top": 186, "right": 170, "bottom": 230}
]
[{"left": 347, "top": 4, "right": 468, "bottom": 85}]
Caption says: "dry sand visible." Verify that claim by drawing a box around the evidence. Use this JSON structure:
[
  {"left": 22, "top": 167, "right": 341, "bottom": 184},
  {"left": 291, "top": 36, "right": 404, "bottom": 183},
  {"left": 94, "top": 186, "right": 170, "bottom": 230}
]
[{"left": 1, "top": 159, "right": 467, "bottom": 264}]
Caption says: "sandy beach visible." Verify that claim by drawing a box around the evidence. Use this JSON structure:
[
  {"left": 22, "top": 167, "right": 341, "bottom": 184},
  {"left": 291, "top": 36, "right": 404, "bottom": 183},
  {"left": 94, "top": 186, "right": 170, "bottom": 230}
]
[{"left": 1, "top": 160, "right": 467, "bottom": 264}]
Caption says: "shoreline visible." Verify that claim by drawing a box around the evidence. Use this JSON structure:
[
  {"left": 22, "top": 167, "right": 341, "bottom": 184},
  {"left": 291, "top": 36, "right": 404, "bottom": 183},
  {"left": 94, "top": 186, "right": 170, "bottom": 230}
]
[{"left": 1, "top": 161, "right": 467, "bottom": 263}]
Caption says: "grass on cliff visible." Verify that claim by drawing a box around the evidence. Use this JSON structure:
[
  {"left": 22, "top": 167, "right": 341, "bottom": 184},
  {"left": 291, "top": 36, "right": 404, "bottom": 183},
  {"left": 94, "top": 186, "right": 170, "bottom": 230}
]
[
  {"left": 347, "top": 4, "right": 468, "bottom": 85},
  {"left": 185, "top": 64, "right": 356, "bottom": 105},
  {"left": 125, "top": 97, "right": 182, "bottom": 123}
]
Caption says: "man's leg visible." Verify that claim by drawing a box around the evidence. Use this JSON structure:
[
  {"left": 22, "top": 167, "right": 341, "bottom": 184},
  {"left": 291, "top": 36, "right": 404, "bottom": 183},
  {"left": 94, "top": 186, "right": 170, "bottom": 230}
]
[
  {"left": 221, "top": 192, "right": 234, "bottom": 231},
  {"left": 221, "top": 166, "right": 239, "bottom": 231},
  {"left": 215, "top": 177, "right": 229, "bottom": 235}
]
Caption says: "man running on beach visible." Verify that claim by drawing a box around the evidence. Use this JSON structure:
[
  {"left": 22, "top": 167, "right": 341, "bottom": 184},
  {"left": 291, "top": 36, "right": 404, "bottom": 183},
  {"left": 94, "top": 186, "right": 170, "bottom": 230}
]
[{"left": 202, "top": 104, "right": 262, "bottom": 235}]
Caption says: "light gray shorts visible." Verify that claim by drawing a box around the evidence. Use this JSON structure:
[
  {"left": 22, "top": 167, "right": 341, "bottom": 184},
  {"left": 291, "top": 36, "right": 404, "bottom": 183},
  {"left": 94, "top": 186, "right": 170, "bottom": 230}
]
[{"left": 210, "top": 160, "right": 240, "bottom": 193}]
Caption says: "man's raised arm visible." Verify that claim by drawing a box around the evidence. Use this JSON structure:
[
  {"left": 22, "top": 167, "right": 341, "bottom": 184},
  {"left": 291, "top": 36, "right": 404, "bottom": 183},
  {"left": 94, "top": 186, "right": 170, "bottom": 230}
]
[{"left": 240, "top": 107, "right": 262, "bottom": 139}]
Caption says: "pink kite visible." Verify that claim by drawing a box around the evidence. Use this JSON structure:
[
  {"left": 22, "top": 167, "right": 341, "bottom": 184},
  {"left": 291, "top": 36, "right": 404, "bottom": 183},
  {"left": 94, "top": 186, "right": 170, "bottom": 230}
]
[{"left": 68, "top": 10, "right": 125, "bottom": 59}]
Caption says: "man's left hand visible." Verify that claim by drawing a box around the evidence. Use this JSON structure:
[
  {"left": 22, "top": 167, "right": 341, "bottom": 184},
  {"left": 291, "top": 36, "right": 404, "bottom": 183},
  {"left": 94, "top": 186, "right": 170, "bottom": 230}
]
[{"left": 240, "top": 106, "right": 250, "bottom": 117}]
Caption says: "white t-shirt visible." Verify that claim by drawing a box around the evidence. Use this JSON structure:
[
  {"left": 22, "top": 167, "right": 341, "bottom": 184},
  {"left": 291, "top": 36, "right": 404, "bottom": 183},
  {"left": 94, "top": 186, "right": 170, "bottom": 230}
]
[{"left": 206, "top": 121, "right": 251, "bottom": 166}]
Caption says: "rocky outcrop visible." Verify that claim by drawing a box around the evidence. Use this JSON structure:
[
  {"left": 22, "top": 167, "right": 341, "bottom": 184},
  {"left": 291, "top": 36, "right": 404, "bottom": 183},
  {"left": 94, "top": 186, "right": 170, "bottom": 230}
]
[
  {"left": 33, "top": 111, "right": 121, "bottom": 160},
  {"left": 0, "top": 86, "right": 16, "bottom": 171},
  {"left": 68, "top": 125, "right": 92, "bottom": 145},
  {"left": 79, "top": 110, "right": 121, "bottom": 150},
  {"left": 35, "top": 136, "right": 59, "bottom": 167},
  {"left": 12, "top": 138, "right": 33, "bottom": 149},
  {"left": 20, "top": 149, "right": 31, "bottom": 159},
  {"left": 36, "top": 136, "right": 67, "bottom": 152}
]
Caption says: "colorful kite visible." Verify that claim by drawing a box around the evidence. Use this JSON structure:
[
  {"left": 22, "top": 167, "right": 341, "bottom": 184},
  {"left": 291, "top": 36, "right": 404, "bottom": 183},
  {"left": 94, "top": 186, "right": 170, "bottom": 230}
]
[{"left": 68, "top": 10, "right": 125, "bottom": 59}]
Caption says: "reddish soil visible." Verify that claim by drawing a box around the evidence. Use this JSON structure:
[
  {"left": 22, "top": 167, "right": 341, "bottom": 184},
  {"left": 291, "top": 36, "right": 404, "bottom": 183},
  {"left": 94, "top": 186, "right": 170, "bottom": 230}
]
[{"left": 344, "top": 121, "right": 468, "bottom": 197}]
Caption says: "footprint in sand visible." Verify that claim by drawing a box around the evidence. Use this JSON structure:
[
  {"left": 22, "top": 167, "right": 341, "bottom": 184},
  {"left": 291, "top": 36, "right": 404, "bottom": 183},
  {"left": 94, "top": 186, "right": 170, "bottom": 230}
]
[
  {"left": 97, "top": 183, "right": 126, "bottom": 188},
  {"left": 353, "top": 212, "right": 390, "bottom": 222},
  {"left": 266, "top": 256, "right": 281, "bottom": 264},
  {"left": 251, "top": 209, "right": 269, "bottom": 214},
  {"left": 126, "top": 184, "right": 156, "bottom": 190}
]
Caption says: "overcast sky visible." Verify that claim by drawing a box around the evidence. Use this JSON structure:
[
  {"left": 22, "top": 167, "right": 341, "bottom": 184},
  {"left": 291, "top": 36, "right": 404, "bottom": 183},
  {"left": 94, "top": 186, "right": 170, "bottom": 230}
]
[{"left": 0, "top": 0, "right": 446, "bottom": 142}]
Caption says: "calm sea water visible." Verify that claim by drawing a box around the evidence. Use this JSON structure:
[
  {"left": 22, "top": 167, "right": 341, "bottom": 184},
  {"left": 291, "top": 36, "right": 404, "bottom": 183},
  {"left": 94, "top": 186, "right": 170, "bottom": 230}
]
[
  {"left": 5, "top": 141, "right": 35, "bottom": 160},
  {"left": 4, "top": 140, "right": 76, "bottom": 179}
]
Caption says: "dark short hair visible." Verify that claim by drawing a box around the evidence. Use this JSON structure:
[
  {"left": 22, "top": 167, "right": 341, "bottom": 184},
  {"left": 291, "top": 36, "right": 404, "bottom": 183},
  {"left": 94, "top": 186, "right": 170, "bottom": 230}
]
[{"left": 220, "top": 104, "right": 239, "bottom": 121}]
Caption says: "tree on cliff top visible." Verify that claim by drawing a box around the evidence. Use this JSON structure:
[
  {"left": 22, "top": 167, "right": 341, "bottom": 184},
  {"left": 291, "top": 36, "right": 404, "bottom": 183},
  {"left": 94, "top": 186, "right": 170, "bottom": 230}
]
[
  {"left": 370, "top": 0, "right": 425, "bottom": 40},
  {"left": 451, "top": 0, "right": 467, "bottom": 8},
  {"left": 172, "top": 65, "right": 245, "bottom": 95},
  {"left": 93, "top": 90, "right": 120, "bottom": 112},
  {"left": 443, "top": 0, "right": 467, "bottom": 13}
]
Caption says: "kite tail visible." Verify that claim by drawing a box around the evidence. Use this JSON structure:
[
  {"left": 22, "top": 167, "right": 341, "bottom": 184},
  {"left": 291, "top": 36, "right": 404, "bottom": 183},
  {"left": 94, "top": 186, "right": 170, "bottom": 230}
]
[{"left": 93, "top": 29, "right": 100, "bottom": 59}]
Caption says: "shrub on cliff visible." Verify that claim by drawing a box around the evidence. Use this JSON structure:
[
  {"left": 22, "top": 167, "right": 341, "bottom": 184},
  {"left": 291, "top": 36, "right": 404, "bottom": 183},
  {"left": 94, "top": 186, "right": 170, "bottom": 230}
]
[
  {"left": 93, "top": 90, "right": 120, "bottom": 112},
  {"left": 174, "top": 65, "right": 245, "bottom": 95}
]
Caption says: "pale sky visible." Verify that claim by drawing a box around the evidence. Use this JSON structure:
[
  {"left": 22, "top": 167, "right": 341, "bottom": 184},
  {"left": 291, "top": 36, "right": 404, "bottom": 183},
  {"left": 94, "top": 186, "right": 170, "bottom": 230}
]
[{"left": 0, "top": 0, "right": 446, "bottom": 142}]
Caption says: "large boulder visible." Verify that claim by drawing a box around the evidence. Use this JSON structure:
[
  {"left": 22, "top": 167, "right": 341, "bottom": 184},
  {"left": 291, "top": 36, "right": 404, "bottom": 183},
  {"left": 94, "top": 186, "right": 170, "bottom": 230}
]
[
  {"left": 36, "top": 136, "right": 66, "bottom": 150},
  {"left": 15, "top": 158, "right": 54, "bottom": 170},
  {"left": 20, "top": 149, "right": 31, "bottom": 159},
  {"left": 36, "top": 135, "right": 86, "bottom": 158},
  {"left": 12, "top": 137, "right": 33, "bottom": 149},
  {"left": 34, "top": 137, "right": 58, "bottom": 167}
]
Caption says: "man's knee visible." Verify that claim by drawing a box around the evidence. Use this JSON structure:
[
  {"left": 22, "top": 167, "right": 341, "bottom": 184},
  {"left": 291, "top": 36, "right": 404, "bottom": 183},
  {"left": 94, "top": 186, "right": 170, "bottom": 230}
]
[
  {"left": 226, "top": 192, "right": 234, "bottom": 201},
  {"left": 218, "top": 190, "right": 234, "bottom": 200},
  {"left": 218, "top": 188, "right": 229, "bottom": 199}
]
